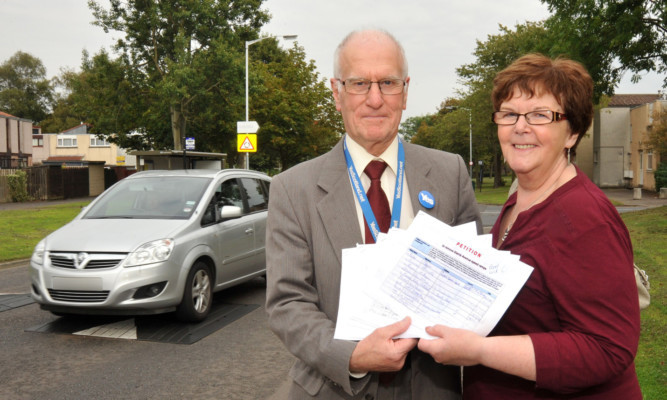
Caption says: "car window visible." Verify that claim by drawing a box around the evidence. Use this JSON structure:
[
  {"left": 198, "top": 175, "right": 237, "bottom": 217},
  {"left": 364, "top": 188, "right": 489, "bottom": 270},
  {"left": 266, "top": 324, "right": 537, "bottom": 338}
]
[
  {"left": 219, "top": 179, "right": 244, "bottom": 209},
  {"left": 240, "top": 178, "right": 268, "bottom": 213},
  {"left": 84, "top": 176, "right": 211, "bottom": 219},
  {"left": 262, "top": 180, "right": 270, "bottom": 198},
  {"left": 201, "top": 178, "right": 244, "bottom": 225}
]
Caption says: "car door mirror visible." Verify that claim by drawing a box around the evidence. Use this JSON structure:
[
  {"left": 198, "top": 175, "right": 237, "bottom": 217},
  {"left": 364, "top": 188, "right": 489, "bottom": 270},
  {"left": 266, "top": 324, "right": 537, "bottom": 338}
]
[{"left": 220, "top": 205, "right": 242, "bottom": 220}]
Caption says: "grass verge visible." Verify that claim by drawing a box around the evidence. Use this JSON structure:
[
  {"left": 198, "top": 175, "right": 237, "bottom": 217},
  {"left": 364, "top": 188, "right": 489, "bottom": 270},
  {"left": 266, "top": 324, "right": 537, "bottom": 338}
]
[
  {"left": 473, "top": 176, "right": 512, "bottom": 205},
  {"left": 473, "top": 175, "right": 624, "bottom": 206},
  {"left": 622, "top": 206, "right": 666, "bottom": 398},
  {"left": 0, "top": 201, "right": 90, "bottom": 263}
]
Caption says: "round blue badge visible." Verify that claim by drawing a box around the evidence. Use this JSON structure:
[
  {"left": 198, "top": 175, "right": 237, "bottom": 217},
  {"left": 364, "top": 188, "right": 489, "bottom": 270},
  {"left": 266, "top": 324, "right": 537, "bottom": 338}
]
[{"left": 418, "top": 190, "right": 435, "bottom": 209}]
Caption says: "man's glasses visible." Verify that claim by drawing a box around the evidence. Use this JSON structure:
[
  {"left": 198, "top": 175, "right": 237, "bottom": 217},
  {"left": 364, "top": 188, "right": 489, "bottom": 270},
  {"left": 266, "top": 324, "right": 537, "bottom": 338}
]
[
  {"left": 336, "top": 78, "right": 406, "bottom": 95},
  {"left": 492, "top": 110, "right": 567, "bottom": 125}
]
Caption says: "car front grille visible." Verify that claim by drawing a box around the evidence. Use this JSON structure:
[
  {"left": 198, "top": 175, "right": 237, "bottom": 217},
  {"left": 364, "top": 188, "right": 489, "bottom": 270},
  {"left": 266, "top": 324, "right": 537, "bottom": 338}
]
[
  {"left": 48, "top": 289, "right": 110, "bottom": 303},
  {"left": 48, "top": 252, "right": 126, "bottom": 270}
]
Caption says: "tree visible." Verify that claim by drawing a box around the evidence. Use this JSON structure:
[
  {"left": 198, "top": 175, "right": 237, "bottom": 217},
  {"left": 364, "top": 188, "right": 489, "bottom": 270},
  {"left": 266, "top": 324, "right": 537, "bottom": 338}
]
[
  {"left": 651, "top": 106, "right": 667, "bottom": 190},
  {"left": 250, "top": 41, "right": 342, "bottom": 170},
  {"left": 543, "top": 0, "right": 667, "bottom": 95},
  {"left": 39, "top": 68, "right": 83, "bottom": 133},
  {"left": 410, "top": 110, "right": 467, "bottom": 155},
  {"left": 648, "top": 106, "right": 667, "bottom": 159},
  {"left": 0, "top": 51, "right": 53, "bottom": 123},
  {"left": 45, "top": 50, "right": 161, "bottom": 149},
  {"left": 39, "top": 94, "right": 85, "bottom": 133},
  {"left": 88, "top": 0, "right": 270, "bottom": 150},
  {"left": 399, "top": 115, "right": 434, "bottom": 142}
]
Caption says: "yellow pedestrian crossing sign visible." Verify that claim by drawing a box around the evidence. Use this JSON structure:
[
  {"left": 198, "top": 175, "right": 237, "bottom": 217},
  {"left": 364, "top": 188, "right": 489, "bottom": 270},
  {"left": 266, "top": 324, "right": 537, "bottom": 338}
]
[{"left": 237, "top": 134, "right": 257, "bottom": 152}]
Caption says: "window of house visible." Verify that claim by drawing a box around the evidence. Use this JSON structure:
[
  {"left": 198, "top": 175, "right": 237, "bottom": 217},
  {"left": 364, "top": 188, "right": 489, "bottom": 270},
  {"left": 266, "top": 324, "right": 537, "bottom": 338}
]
[
  {"left": 647, "top": 151, "right": 653, "bottom": 171},
  {"left": 57, "top": 135, "right": 77, "bottom": 147},
  {"left": 648, "top": 104, "right": 654, "bottom": 125},
  {"left": 32, "top": 137, "right": 43, "bottom": 147},
  {"left": 90, "top": 136, "right": 110, "bottom": 147}
]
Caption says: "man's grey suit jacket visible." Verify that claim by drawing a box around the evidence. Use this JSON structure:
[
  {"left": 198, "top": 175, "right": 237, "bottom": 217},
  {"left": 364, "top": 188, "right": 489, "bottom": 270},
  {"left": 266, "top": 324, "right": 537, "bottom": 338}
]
[{"left": 266, "top": 139, "right": 482, "bottom": 399}]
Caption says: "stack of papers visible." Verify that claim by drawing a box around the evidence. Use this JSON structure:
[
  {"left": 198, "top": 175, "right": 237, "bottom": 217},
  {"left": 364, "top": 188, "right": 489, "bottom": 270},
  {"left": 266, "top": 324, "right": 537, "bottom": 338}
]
[{"left": 334, "top": 211, "right": 533, "bottom": 340}]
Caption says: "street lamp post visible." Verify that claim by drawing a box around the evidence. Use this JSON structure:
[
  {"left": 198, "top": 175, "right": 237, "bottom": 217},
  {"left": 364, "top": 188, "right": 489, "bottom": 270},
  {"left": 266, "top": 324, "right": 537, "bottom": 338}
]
[
  {"left": 446, "top": 106, "right": 473, "bottom": 178},
  {"left": 244, "top": 35, "right": 297, "bottom": 170}
]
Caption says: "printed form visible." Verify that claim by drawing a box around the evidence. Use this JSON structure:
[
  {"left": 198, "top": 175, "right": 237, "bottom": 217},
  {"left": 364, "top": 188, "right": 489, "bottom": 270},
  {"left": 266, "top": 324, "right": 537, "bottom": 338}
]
[{"left": 335, "top": 211, "right": 533, "bottom": 340}]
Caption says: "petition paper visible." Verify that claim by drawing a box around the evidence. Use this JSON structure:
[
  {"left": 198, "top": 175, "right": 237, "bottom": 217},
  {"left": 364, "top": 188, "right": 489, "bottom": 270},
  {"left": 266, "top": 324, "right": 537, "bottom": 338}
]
[{"left": 335, "top": 211, "right": 533, "bottom": 340}]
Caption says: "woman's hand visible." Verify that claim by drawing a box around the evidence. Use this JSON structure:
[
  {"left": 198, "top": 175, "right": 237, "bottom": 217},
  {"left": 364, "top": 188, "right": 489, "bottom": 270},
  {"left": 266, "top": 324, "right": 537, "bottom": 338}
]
[
  {"left": 418, "top": 325, "right": 484, "bottom": 366},
  {"left": 418, "top": 325, "right": 537, "bottom": 381}
]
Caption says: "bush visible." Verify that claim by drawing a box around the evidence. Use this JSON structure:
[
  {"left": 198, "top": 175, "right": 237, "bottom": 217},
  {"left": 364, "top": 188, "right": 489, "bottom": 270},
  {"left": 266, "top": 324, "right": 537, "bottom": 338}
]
[
  {"left": 655, "top": 163, "right": 667, "bottom": 190},
  {"left": 8, "top": 170, "right": 30, "bottom": 202}
]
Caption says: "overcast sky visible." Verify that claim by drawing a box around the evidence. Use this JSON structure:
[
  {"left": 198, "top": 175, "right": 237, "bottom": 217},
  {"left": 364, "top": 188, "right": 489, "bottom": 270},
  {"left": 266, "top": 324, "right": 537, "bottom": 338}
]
[{"left": 1, "top": 0, "right": 664, "bottom": 121}]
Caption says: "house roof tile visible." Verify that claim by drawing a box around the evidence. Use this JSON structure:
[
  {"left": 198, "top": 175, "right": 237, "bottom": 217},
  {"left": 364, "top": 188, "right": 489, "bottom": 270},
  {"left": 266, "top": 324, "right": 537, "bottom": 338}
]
[
  {"left": 608, "top": 94, "right": 660, "bottom": 107},
  {"left": 61, "top": 123, "right": 91, "bottom": 134},
  {"left": 0, "top": 111, "right": 17, "bottom": 118}
]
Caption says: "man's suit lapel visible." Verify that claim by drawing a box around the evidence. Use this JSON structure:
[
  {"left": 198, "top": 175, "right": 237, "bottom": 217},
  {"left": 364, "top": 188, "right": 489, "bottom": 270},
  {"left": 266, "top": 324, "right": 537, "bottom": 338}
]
[
  {"left": 316, "top": 140, "right": 362, "bottom": 264},
  {"left": 405, "top": 143, "right": 435, "bottom": 216},
  {"left": 404, "top": 142, "right": 457, "bottom": 225}
]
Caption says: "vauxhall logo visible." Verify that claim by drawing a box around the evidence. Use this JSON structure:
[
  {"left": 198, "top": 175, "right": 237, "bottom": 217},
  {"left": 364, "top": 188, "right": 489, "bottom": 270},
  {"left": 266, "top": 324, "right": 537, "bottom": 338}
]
[{"left": 74, "top": 252, "right": 89, "bottom": 269}]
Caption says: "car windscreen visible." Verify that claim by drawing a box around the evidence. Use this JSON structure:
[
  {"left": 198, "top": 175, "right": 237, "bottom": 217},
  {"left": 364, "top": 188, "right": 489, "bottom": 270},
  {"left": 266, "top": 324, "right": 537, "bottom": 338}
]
[{"left": 83, "top": 176, "right": 213, "bottom": 219}]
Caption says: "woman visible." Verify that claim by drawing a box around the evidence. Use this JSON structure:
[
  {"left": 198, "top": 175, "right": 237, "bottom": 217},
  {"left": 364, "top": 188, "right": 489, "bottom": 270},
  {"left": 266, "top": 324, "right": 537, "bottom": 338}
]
[{"left": 418, "top": 54, "right": 641, "bottom": 398}]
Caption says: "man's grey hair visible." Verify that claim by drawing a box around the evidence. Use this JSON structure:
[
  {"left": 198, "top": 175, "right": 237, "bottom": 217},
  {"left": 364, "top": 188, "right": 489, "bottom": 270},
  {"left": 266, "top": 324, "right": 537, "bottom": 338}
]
[{"left": 333, "top": 29, "right": 409, "bottom": 81}]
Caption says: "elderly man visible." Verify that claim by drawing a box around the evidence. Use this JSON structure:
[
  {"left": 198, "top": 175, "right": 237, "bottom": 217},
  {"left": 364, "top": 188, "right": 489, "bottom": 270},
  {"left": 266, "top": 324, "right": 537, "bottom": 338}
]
[{"left": 266, "top": 29, "right": 481, "bottom": 399}]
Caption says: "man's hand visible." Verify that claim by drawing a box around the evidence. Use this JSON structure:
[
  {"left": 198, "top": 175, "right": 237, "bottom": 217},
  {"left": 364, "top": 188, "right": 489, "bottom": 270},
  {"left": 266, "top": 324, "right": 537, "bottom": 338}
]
[{"left": 349, "top": 317, "right": 417, "bottom": 373}]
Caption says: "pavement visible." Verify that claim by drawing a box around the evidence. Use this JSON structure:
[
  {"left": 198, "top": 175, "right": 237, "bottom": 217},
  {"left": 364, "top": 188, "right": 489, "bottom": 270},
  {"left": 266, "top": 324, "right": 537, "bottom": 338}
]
[{"left": 595, "top": 187, "right": 666, "bottom": 210}]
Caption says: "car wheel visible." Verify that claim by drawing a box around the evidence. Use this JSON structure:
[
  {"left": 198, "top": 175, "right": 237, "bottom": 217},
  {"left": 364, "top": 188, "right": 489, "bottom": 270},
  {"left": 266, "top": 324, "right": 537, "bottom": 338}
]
[{"left": 176, "top": 261, "right": 213, "bottom": 322}]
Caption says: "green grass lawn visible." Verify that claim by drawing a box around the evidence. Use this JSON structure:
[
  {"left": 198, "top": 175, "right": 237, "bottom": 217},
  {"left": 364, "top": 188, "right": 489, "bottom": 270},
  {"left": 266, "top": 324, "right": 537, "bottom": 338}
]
[
  {"left": 621, "top": 206, "right": 666, "bottom": 398},
  {"left": 0, "top": 197, "right": 663, "bottom": 396},
  {"left": 473, "top": 175, "right": 625, "bottom": 206},
  {"left": 473, "top": 175, "right": 513, "bottom": 205},
  {"left": 0, "top": 201, "right": 90, "bottom": 262}
]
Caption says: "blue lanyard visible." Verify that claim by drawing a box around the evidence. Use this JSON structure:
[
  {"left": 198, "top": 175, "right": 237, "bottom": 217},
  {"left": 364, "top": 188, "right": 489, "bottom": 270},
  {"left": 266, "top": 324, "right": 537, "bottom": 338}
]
[{"left": 343, "top": 137, "right": 405, "bottom": 242}]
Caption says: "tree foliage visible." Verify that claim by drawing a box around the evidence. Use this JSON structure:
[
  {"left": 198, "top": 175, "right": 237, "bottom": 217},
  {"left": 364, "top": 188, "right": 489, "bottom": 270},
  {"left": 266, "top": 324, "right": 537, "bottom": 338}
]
[
  {"left": 87, "top": 0, "right": 270, "bottom": 150},
  {"left": 399, "top": 115, "right": 434, "bottom": 142},
  {"left": 43, "top": 50, "right": 160, "bottom": 148},
  {"left": 648, "top": 105, "right": 667, "bottom": 160},
  {"left": 0, "top": 51, "right": 54, "bottom": 123},
  {"left": 543, "top": 0, "right": 667, "bottom": 93},
  {"left": 247, "top": 41, "right": 342, "bottom": 170},
  {"left": 409, "top": 101, "right": 469, "bottom": 156},
  {"left": 39, "top": 80, "right": 87, "bottom": 134}
]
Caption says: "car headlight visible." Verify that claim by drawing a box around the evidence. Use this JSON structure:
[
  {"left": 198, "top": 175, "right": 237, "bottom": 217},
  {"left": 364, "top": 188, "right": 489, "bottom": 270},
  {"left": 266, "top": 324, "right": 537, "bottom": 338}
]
[
  {"left": 124, "top": 239, "right": 175, "bottom": 267},
  {"left": 31, "top": 239, "right": 46, "bottom": 266}
]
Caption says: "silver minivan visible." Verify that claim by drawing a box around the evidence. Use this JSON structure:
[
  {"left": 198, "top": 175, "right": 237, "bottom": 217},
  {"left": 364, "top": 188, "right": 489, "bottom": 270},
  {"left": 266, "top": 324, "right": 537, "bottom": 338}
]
[{"left": 30, "top": 169, "right": 270, "bottom": 322}]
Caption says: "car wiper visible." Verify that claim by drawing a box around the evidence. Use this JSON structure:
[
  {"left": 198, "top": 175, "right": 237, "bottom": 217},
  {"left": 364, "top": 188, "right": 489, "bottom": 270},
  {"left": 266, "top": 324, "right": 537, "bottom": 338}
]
[{"left": 87, "top": 216, "right": 136, "bottom": 219}]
